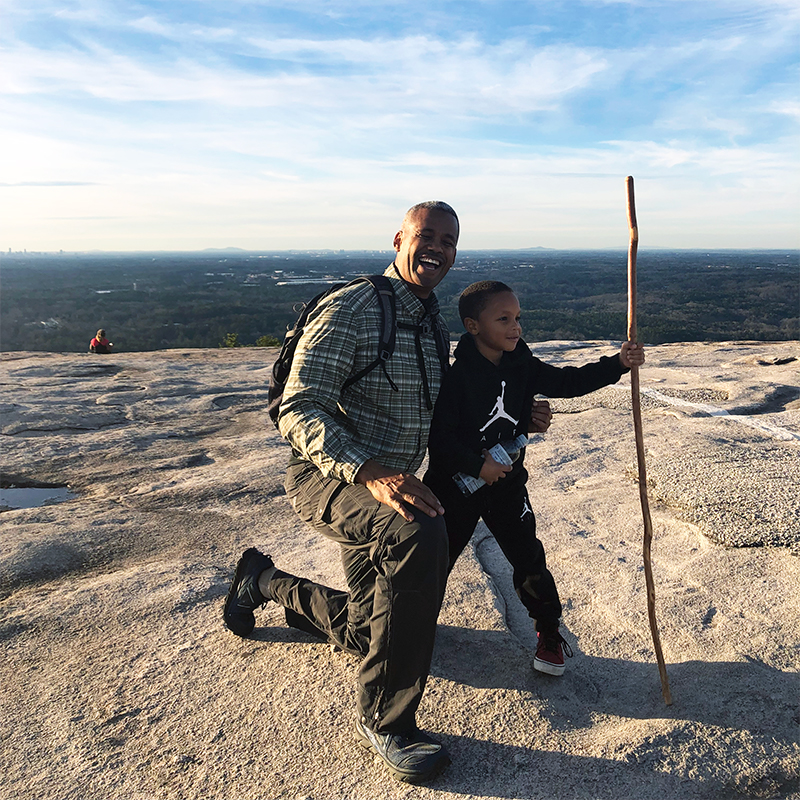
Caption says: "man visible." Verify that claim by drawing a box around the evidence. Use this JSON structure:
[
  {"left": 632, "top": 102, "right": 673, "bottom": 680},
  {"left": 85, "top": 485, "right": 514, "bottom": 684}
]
[{"left": 224, "top": 201, "right": 460, "bottom": 784}]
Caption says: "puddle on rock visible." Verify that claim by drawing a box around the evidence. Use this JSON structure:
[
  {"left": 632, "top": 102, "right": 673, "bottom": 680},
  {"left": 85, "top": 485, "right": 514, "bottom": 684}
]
[{"left": 0, "top": 486, "right": 76, "bottom": 510}]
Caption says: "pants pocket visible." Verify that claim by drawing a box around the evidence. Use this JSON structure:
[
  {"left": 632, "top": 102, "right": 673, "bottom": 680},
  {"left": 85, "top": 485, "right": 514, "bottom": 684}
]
[{"left": 319, "top": 482, "right": 379, "bottom": 546}]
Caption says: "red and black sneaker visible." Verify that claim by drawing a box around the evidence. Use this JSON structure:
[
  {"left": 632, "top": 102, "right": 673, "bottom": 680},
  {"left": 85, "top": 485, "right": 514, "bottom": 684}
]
[{"left": 533, "top": 629, "right": 574, "bottom": 676}]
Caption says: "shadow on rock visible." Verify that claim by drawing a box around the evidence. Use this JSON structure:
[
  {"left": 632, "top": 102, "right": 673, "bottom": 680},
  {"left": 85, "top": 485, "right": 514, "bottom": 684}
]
[
  {"left": 432, "top": 625, "right": 798, "bottom": 742},
  {"left": 432, "top": 734, "right": 798, "bottom": 800}
]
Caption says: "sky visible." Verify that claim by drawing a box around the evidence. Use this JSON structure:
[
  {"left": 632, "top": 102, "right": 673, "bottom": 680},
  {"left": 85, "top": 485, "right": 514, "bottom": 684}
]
[{"left": 1, "top": 0, "right": 798, "bottom": 251}]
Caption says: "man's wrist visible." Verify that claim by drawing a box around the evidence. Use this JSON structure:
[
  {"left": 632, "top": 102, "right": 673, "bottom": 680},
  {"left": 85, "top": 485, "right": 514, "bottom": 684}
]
[
  {"left": 356, "top": 458, "right": 405, "bottom": 486},
  {"left": 355, "top": 459, "right": 384, "bottom": 485}
]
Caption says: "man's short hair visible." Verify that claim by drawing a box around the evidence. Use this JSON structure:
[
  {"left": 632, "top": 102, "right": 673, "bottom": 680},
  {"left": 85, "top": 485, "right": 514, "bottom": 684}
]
[
  {"left": 404, "top": 201, "right": 459, "bottom": 235},
  {"left": 458, "top": 280, "right": 515, "bottom": 323}
]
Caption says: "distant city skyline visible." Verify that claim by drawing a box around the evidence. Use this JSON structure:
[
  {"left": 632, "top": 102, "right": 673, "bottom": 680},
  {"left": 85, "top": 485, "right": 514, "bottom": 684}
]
[{"left": 1, "top": 0, "right": 798, "bottom": 252}]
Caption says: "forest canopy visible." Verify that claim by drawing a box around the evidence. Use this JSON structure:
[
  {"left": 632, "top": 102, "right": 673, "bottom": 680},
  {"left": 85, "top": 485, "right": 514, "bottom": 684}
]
[{"left": 2, "top": 249, "right": 797, "bottom": 352}]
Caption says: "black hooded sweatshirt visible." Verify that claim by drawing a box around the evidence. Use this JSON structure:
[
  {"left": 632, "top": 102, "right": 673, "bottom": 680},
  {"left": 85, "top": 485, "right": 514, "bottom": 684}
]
[{"left": 427, "top": 333, "right": 628, "bottom": 482}]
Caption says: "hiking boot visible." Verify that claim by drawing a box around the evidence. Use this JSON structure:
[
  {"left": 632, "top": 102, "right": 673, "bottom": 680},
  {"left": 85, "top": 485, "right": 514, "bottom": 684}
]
[
  {"left": 354, "top": 716, "right": 450, "bottom": 784},
  {"left": 533, "top": 629, "right": 574, "bottom": 676},
  {"left": 223, "top": 547, "right": 274, "bottom": 637}
]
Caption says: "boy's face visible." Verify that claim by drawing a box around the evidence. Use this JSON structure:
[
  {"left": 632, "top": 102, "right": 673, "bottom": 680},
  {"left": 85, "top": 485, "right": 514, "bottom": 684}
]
[{"left": 465, "top": 291, "right": 521, "bottom": 364}]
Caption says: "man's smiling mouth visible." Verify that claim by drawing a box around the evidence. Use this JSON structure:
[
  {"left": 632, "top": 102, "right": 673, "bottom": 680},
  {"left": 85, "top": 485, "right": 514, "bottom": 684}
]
[{"left": 418, "top": 255, "right": 442, "bottom": 270}]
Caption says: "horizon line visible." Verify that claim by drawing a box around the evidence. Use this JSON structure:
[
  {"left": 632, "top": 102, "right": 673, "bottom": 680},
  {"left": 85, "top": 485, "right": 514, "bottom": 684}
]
[{"left": 3, "top": 246, "right": 799, "bottom": 257}]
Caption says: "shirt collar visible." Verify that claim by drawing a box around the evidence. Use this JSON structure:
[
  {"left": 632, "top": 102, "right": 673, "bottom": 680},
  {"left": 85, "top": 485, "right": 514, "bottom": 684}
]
[{"left": 386, "top": 263, "right": 441, "bottom": 318}]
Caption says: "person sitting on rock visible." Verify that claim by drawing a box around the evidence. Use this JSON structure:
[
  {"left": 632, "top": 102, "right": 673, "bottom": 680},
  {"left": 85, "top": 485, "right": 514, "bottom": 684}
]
[
  {"left": 89, "top": 329, "right": 113, "bottom": 354},
  {"left": 423, "top": 280, "right": 645, "bottom": 678}
]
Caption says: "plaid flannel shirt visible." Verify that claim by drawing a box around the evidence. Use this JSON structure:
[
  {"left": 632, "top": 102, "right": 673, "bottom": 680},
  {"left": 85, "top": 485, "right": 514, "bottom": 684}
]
[{"left": 277, "top": 264, "right": 450, "bottom": 483}]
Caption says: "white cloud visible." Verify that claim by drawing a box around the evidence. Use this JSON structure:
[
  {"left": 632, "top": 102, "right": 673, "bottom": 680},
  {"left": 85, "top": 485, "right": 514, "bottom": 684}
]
[
  {"left": 127, "top": 15, "right": 175, "bottom": 37},
  {"left": 1, "top": 34, "right": 609, "bottom": 119},
  {"left": 127, "top": 15, "right": 237, "bottom": 42},
  {"left": 770, "top": 101, "right": 800, "bottom": 120},
  {"left": 2, "top": 112, "right": 796, "bottom": 250},
  {"left": 0, "top": 0, "right": 797, "bottom": 249}
]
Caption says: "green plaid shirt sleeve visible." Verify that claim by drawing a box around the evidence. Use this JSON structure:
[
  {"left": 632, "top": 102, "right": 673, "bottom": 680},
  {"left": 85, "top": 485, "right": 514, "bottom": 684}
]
[{"left": 277, "top": 266, "right": 449, "bottom": 483}]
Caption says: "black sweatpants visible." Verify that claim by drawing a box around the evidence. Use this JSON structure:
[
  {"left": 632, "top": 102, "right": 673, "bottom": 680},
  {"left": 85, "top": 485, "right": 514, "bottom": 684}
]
[
  {"left": 271, "top": 457, "right": 449, "bottom": 734},
  {"left": 423, "top": 467, "right": 562, "bottom": 633}
]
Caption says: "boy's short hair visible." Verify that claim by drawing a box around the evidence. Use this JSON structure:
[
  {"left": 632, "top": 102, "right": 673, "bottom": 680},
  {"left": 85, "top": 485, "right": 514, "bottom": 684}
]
[{"left": 458, "top": 280, "right": 515, "bottom": 323}]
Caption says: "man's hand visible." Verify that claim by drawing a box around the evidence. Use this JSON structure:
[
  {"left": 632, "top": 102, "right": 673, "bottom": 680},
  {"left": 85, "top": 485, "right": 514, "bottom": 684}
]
[
  {"left": 355, "top": 459, "right": 444, "bottom": 522},
  {"left": 529, "top": 399, "right": 552, "bottom": 433},
  {"left": 620, "top": 341, "right": 645, "bottom": 369},
  {"left": 479, "top": 450, "right": 512, "bottom": 485}
]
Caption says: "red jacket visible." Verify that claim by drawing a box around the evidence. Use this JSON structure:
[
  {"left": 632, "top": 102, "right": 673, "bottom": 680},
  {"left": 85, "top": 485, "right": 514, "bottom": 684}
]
[{"left": 89, "top": 337, "right": 112, "bottom": 354}]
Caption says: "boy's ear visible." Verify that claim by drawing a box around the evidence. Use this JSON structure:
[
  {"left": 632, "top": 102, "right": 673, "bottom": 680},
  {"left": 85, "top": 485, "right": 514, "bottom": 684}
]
[{"left": 464, "top": 317, "right": 479, "bottom": 335}]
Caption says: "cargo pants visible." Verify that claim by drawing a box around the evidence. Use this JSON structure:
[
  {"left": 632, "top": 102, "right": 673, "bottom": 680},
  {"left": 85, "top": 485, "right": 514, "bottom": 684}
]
[{"left": 268, "top": 456, "right": 449, "bottom": 734}]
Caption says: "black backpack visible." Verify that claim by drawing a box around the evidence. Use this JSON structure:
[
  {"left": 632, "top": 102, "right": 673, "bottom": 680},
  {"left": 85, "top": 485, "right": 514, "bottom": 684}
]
[{"left": 267, "top": 275, "right": 449, "bottom": 429}]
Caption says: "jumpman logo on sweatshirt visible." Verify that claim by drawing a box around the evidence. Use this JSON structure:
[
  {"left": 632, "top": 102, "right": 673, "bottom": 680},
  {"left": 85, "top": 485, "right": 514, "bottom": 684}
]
[
  {"left": 479, "top": 381, "right": 519, "bottom": 432},
  {"left": 521, "top": 495, "right": 532, "bottom": 521}
]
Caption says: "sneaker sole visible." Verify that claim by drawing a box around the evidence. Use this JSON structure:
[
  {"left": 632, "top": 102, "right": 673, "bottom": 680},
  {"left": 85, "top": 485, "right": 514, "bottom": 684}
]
[
  {"left": 353, "top": 721, "right": 450, "bottom": 784},
  {"left": 533, "top": 656, "right": 566, "bottom": 676}
]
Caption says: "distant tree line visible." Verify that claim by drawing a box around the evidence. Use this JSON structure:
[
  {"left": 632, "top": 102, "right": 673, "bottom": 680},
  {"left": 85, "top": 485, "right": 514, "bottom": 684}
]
[{"left": 1, "top": 250, "right": 797, "bottom": 353}]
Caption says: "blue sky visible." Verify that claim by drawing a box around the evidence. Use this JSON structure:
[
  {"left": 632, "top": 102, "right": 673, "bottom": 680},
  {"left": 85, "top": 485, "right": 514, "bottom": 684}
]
[{"left": 1, "top": 0, "right": 798, "bottom": 251}]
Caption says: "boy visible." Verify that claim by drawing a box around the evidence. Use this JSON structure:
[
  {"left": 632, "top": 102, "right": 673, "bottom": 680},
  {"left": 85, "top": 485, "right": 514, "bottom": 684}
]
[{"left": 423, "top": 280, "right": 644, "bottom": 676}]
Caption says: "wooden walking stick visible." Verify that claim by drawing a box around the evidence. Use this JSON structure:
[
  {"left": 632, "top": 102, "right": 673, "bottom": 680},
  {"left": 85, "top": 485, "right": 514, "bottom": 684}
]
[{"left": 626, "top": 176, "right": 672, "bottom": 706}]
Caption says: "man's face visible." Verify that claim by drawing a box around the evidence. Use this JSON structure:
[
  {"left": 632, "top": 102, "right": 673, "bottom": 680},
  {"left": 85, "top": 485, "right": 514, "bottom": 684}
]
[{"left": 393, "top": 208, "right": 459, "bottom": 298}]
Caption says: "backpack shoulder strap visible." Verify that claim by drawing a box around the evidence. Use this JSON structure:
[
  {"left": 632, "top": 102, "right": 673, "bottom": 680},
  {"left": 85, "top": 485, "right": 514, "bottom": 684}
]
[
  {"left": 342, "top": 275, "right": 397, "bottom": 390},
  {"left": 364, "top": 275, "right": 396, "bottom": 362},
  {"left": 433, "top": 316, "right": 450, "bottom": 374}
]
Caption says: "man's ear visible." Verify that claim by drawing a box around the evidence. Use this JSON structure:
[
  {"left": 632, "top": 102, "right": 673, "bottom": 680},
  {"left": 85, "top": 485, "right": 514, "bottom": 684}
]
[
  {"left": 464, "top": 317, "right": 479, "bottom": 335},
  {"left": 393, "top": 230, "right": 403, "bottom": 251}
]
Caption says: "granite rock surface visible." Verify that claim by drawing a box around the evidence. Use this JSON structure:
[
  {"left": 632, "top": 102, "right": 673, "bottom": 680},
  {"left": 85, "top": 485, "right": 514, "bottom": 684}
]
[{"left": 1, "top": 342, "right": 798, "bottom": 800}]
